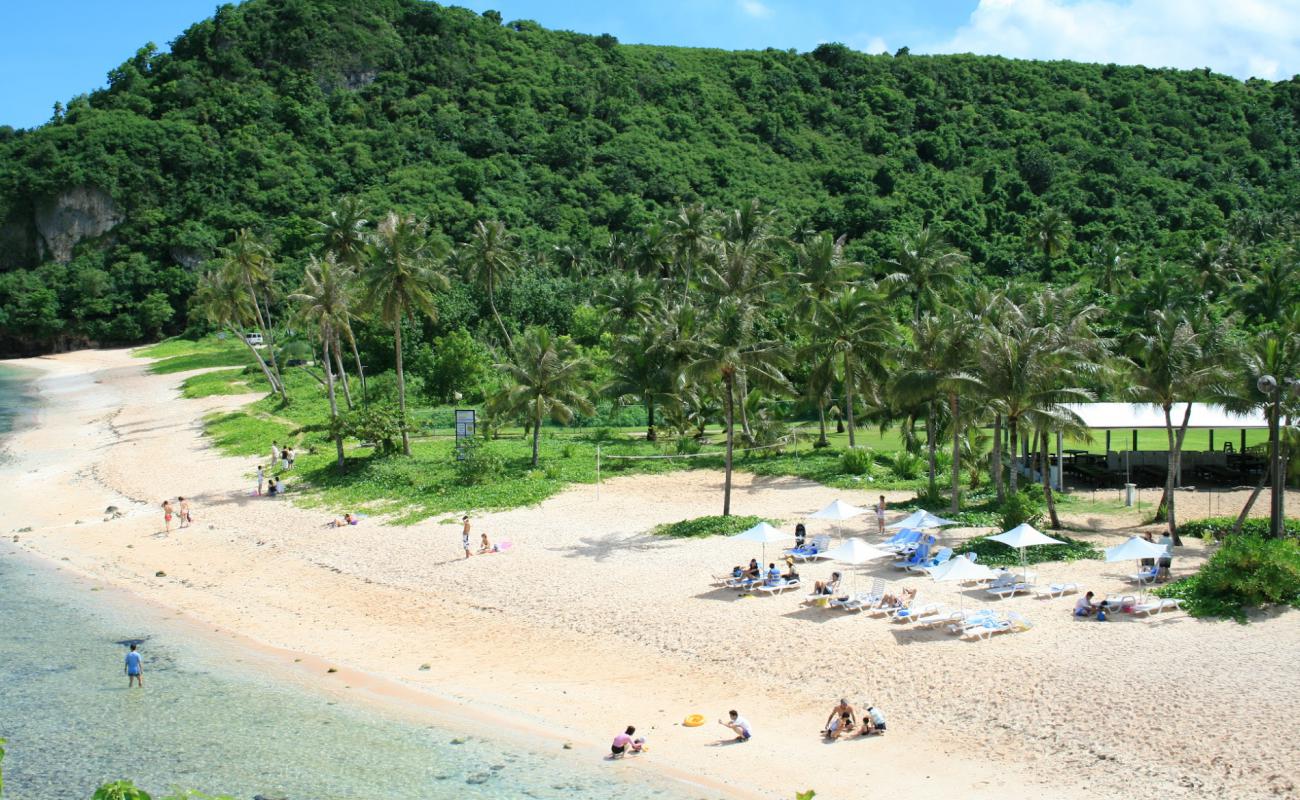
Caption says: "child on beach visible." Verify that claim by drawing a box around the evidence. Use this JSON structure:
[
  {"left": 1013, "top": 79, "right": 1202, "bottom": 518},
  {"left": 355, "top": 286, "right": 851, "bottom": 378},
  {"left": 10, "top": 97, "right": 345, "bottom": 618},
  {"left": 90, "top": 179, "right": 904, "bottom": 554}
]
[
  {"left": 178, "top": 497, "right": 192, "bottom": 528},
  {"left": 125, "top": 643, "right": 143, "bottom": 688},
  {"left": 875, "top": 496, "right": 887, "bottom": 534},
  {"left": 462, "top": 515, "right": 472, "bottom": 558},
  {"left": 267, "top": 478, "right": 278, "bottom": 497},
  {"left": 257, "top": 465, "right": 265, "bottom": 496},
  {"left": 162, "top": 499, "right": 174, "bottom": 532},
  {"left": 479, "top": 532, "right": 497, "bottom": 554},
  {"left": 330, "top": 513, "right": 358, "bottom": 527},
  {"left": 860, "top": 706, "right": 886, "bottom": 735},
  {"left": 720, "top": 710, "right": 751, "bottom": 742}
]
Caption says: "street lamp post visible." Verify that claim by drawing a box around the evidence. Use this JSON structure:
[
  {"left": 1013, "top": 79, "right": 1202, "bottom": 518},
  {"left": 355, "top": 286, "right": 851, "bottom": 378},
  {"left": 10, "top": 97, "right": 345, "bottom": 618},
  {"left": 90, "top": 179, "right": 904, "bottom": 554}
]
[{"left": 1258, "top": 375, "right": 1298, "bottom": 538}]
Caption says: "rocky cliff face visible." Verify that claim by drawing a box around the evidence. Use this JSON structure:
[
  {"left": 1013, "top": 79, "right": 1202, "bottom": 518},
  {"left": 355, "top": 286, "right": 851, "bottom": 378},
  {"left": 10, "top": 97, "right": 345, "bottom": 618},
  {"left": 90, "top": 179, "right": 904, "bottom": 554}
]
[{"left": 33, "top": 186, "right": 123, "bottom": 263}]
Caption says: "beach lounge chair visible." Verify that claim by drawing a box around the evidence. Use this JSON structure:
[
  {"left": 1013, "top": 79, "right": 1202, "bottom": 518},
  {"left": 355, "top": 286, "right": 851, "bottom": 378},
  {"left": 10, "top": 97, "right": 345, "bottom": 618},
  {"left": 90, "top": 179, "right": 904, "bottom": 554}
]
[
  {"left": 911, "top": 547, "right": 954, "bottom": 573},
  {"left": 1034, "top": 582, "right": 1079, "bottom": 599},
  {"left": 985, "top": 573, "right": 1034, "bottom": 599},
  {"left": 754, "top": 577, "right": 801, "bottom": 595},
  {"left": 787, "top": 535, "right": 831, "bottom": 562},
  {"left": 892, "top": 601, "right": 943, "bottom": 623},
  {"left": 1128, "top": 566, "right": 1159, "bottom": 585},
  {"left": 913, "top": 608, "right": 964, "bottom": 629},
  {"left": 881, "top": 530, "right": 921, "bottom": 554},
  {"left": 892, "top": 542, "right": 932, "bottom": 570},
  {"left": 1131, "top": 598, "right": 1181, "bottom": 616},
  {"left": 802, "top": 578, "right": 842, "bottom": 605},
  {"left": 958, "top": 613, "right": 1015, "bottom": 640},
  {"left": 837, "top": 579, "right": 887, "bottom": 612}
]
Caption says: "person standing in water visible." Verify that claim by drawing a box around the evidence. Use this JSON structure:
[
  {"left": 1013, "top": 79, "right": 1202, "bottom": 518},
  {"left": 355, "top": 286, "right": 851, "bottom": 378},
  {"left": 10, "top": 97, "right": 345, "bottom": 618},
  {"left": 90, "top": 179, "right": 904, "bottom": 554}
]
[
  {"left": 462, "top": 515, "right": 472, "bottom": 558},
  {"left": 125, "top": 643, "right": 143, "bottom": 688}
]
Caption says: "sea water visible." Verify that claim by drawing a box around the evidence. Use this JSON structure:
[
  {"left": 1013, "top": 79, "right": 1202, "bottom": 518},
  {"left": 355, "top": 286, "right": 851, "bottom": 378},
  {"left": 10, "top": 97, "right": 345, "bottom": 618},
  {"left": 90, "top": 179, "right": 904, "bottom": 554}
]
[
  {"left": 0, "top": 368, "right": 702, "bottom": 800},
  {"left": 0, "top": 364, "right": 37, "bottom": 461}
]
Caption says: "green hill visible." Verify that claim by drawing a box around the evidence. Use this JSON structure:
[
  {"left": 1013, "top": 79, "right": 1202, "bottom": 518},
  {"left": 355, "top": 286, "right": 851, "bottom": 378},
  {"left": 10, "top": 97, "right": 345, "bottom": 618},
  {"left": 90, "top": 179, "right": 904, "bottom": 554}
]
[{"left": 0, "top": 0, "right": 1297, "bottom": 353}]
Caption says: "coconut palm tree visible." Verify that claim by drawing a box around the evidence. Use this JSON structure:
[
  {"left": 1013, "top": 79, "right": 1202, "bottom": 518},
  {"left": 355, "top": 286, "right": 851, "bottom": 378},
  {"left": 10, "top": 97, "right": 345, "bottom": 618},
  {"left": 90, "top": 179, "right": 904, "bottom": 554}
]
[
  {"left": 359, "top": 212, "right": 449, "bottom": 456},
  {"left": 687, "top": 297, "right": 791, "bottom": 516},
  {"left": 882, "top": 227, "right": 967, "bottom": 322},
  {"left": 787, "top": 231, "right": 857, "bottom": 318},
  {"left": 462, "top": 220, "right": 518, "bottom": 351},
  {"left": 493, "top": 327, "right": 595, "bottom": 466},
  {"left": 1029, "top": 208, "right": 1070, "bottom": 278},
  {"left": 192, "top": 269, "right": 282, "bottom": 394},
  {"left": 1091, "top": 237, "right": 1129, "bottom": 296},
  {"left": 1127, "top": 310, "right": 1231, "bottom": 543},
  {"left": 290, "top": 254, "right": 352, "bottom": 470},
  {"left": 218, "top": 229, "right": 288, "bottom": 402},
  {"left": 803, "top": 285, "right": 894, "bottom": 449},
  {"left": 607, "top": 324, "right": 673, "bottom": 442},
  {"left": 666, "top": 204, "right": 713, "bottom": 304},
  {"left": 314, "top": 198, "right": 371, "bottom": 402}
]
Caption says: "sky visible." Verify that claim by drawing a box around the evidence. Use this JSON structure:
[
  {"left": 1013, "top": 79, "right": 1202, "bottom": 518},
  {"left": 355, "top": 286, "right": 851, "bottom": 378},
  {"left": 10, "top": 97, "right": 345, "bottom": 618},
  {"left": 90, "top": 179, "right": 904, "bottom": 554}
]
[{"left": 2, "top": 0, "right": 1299, "bottom": 129}]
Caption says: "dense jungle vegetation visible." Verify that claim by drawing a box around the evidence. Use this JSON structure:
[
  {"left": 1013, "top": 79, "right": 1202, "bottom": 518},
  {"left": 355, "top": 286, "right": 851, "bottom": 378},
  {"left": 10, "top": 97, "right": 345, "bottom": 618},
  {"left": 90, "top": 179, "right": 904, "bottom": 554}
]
[{"left": 0, "top": 0, "right": 1298, "bottom": 352}]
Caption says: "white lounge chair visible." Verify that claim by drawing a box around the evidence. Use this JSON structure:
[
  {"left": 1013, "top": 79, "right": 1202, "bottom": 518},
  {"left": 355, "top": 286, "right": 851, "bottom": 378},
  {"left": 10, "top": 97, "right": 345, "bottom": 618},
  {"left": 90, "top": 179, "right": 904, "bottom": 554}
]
[
  {"left": 1034, "top": 582, "right": 1079, "bottom": 599},
  {"left": 892, "top": 601, "right": 943, "bottom": 623},
  {"left": 753, "top": 577, "right": 801, "bottom": 595},
  {"left": 1131, "top": 597, "right": 1181, "bottom": 616},
  {"left": 1128, "top": 566, "right": 1159, "bottom": 585}
]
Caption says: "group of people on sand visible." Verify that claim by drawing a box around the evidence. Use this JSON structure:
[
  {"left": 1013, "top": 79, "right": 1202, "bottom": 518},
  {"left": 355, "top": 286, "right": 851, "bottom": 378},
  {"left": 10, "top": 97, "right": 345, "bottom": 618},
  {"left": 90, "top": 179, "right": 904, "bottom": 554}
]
[
  {"left": 256, "top": 442, "right": 295, "bottom": 497},
  {"left": 822, "top": 699, "right": 886, "bottom": 739},
  {"left": 728, "top": 557, "right": 798, "bottom": 586},
  {"left": 161, "top": 497, "right": 192, "bottom": 533},
  {"left": 461, "top": 515, "right": 499, "bottom": 557}
]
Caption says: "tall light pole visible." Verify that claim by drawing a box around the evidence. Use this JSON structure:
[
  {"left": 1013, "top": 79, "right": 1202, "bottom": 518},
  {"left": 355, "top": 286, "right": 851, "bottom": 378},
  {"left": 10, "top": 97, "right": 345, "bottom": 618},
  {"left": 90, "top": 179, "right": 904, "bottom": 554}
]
[{"left": 1258, "top": 375, "right": 1298, "bottom": 538}]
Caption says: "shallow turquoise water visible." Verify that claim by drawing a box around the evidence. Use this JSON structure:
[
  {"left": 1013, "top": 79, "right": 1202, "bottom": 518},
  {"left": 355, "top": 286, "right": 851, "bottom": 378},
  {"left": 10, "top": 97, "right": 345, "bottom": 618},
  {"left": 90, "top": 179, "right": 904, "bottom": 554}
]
[
  {"left": 0, "top": 363, "right": 36, "bottom": 444},
  {"left": 0, "top": 552, "right": 699, "bottom": 800}
]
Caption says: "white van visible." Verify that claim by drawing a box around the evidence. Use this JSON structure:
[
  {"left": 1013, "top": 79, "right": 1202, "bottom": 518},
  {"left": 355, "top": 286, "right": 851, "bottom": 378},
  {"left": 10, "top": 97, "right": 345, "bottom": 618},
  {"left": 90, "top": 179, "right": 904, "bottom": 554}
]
[{"left": 244, "top": 332, "right": 264, "bottom": 346}]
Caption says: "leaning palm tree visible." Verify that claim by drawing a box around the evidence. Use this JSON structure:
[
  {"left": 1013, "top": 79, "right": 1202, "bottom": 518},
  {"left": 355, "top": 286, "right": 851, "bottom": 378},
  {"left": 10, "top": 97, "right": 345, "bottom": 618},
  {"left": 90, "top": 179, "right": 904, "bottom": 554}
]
[
  {"left": 359, "top": 212, "right": 449, "bottom": 456},
  {"left": 882, "top": 227, "right": 967, "bottom": 322},
  {"left": 802, "top": 285, "right": 894, "bottom": 449},
  {"left": 315, "top": 198, "right": 370, "bottom": 400},
  {"left": 290, "top": 255, "right": 352, "bottom": 470},
  {"left": 687, "top": 298, "right": 791, "bottom": 516},
  {"left": 461, "top": 220, "right": 518, "bottom": 351},
  {"left": 1127, "top": 310, "right": 1231, "bottom": 543},
  {"left": 192, "top": 269, "right": 282, "bottom": 394},
  {"left": 218, "top": 229, "right": 288, "bottom": 402},
  {"left": 493, "top": 327, "right": 595, "bottom": 466}
]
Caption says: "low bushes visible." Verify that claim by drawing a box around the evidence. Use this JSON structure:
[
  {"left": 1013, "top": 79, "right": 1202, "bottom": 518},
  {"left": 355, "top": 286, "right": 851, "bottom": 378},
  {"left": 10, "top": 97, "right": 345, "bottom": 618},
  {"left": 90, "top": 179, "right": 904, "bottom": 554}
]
[
  {"left": 653, "top": 515, "right": 768, "bottom": 538},
  {"left": 954, "top": 533, "right": 1101, "bottom": 567},
  {"left": 1156, "top": 536, "right": 1300, "bottom": 622},
  {"left": 1176, "top": 516, "right": 1300, "bottom": 540}
]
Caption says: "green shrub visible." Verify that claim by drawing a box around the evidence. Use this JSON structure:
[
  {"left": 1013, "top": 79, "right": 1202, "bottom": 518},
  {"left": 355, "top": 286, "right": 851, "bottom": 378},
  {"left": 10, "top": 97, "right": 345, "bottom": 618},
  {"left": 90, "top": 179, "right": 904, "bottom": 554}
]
[
  {"left": 1176, "top": 517, "right": 1300, "bottom": 541},
  {"left": 335, "top": 404, "right": 404, "bottom": 455},
  {"left": 999, "top": 489, "right": 1045, "bottom": 531},
  {"left": 454, "top": 439, "right": 505, "bottom": 485},
  {"left": 653, "top": 515, "right": 769, "bottom": 538},
  {"left": 560, "top": 443, "right": 577, "bottom": 459},
  {"left": 583, "top": 426, "right": 623, "bottom": 444},
  {"left": 543, "top": 462, "right": 562, "bottom": 480},
  {"left": 675, "top": 436, "right": 702, "bottom": 455},
  {"left": 839, "top": 447, "right": 874, "bottom": 476},
  {"left": 886, "top": 450, "right": 924, "bottom": 480},
  {"left": 954, "top": 533, "right": 1101, "bottom": 567},
  {"left": 1156, "top": 536, "right": 1300, "bottom": 621}
]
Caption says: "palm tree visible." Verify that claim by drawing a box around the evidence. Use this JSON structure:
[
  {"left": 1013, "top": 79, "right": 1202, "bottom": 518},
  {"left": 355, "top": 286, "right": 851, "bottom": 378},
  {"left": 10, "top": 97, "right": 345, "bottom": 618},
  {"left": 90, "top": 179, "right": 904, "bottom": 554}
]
[
  {"left": 192, "top": 269, "right": 282, "bottom": 394},
  {"left": 1127, "top": 310, "right": 1230, "bottom": 543},
  {"left": 666, "top": 204, "right": 712, "bottom": 304},
  {"left": 359, "top": 212, "right": 449, "bottom": 456},
  {"left": 218, "top": 229, "right": 288, "bottom": 402},
  {"left": 1091, "top": 237, "right": 1128, "bottom": 296},
  {"left": 290, "top": 255, "right": 352, "bottom": 470},
  {"left": 462, "top": 220, "right": 518, "bottom": 351},
  {"left": 882, "top": 227, "right": 966, "bottom": 321},
  {"left": 1029, "top": 208, "right": 1070, "bottom": 278},
  {"left": 493, "top": 327, "right": 595, "bottom": 466},
  {"left": 687, "top": 298, "right": 791, "bottom": 516},
  {"left": 599, "top": 272, "right": 657, "bottom": 332},
  {"left": 892, "top": 309, "right": 979, "bottom": 512},
  {"left": 788, "top": 231, "right": 858, "bottom": 318},
  {"left": 804, "top": 285, "right": 894, "bottom": 449},
  {"left": 315, "top": 198, "right": 370, "bottom": 402},
  {"left": 1188, "top": 239, "right": 1241, "bottom": 300},
  {"left": 607, "top": 324, "right": 672, "bottom": 441}
]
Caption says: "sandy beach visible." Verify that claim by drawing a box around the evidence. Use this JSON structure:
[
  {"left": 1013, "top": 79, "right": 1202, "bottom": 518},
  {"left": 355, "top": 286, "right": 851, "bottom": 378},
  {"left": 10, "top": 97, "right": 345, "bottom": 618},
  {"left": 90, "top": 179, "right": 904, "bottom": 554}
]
[{"left": 4, "top": 348, "right": 1299, "bottom": 800}]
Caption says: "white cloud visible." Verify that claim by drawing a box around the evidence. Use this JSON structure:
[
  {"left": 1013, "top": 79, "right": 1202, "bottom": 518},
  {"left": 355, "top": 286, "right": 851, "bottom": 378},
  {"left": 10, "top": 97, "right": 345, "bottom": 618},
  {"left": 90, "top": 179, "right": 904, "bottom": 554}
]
[
  {"left": 930, "top": 0, "right": 1300, "bottom": 80},
  {"left": 738, "top": 0, "right": 774, "bottom": 19}
]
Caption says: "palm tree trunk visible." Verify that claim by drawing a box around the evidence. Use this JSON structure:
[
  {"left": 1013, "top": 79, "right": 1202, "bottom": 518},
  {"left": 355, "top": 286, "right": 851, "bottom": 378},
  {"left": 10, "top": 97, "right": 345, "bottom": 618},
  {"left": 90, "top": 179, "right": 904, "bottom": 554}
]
[
  {"left": 1008, "top": 416, "right": 1019, "bottom": 494},
  {"left": 531, "top": 396, "right": 541, "bottom": 466},
  {"left": 737, "top": 369, "right": 753, "bottom": 444},
  {"left": 231, "top": 323, "right": 280, "bottom": 393},
  {"left": 332, "top": 335, "right": 353, "bottom": 410},
  {"left": 949, "top": 393, "right": 961, "bottom": 514},
  {"left": 246, "top": 282, "right": 288, "bottom": 403},
  {"left": 926, "top": 401, "right": 938, "bottom": 499},
  {"left": 323, "top": 337, "right": 345, "bottom": 471},
  {"left": 992, "top": 413, "right": 1004, "bottom": 502},
  {"left": 344, "top": 323, "right": 367, "bottom": 403},
  {"left": 1041, "top": 430, "right": 1061, "bottom": 529},
  {"left": 817, "top": 401, "right": 828, "bottom": 447},
  {"left": 1164, "top": 403, "right": 1191, "bottom": 545},
  {"left": 646, "top": 394, "right": 656, "bottom": 442},
  {"left": 723, "top": 373, "right": 735, "bottom": 517},
  {"left": 1232, "top": 462, "right": 1271, "bottom": 535},
  {"left": 843, "top": 354, "right": 856, "bottom": 448},
  {"left": 394, "top": 321, "right": 410, "bottom": 456},
  {"left": 489, "top": 292, "right": 514, "bottom": 352}
]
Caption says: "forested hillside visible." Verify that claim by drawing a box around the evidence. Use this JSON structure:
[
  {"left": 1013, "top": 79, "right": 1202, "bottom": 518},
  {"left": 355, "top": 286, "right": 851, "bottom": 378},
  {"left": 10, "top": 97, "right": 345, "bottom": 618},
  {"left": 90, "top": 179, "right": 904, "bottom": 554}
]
[{"left": 0, "top": 0, "right": 1298, "bottom": 352}]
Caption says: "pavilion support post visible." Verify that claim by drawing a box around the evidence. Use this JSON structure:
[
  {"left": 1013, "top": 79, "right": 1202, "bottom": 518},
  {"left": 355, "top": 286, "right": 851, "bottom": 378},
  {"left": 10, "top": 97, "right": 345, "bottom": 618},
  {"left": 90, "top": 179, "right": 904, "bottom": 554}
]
[
  {"left": 1209, "top": 429, "right": 1215, "bottom": 452},
  {"left": 1105, "top": 430, "right": 1111, "bottom": 453},
  {"left": 1241, "top": 429, "right": 1247, "bottom": 454},
  {"left": 1132, "top": 430, "right": 1138, "bottom": 451}
]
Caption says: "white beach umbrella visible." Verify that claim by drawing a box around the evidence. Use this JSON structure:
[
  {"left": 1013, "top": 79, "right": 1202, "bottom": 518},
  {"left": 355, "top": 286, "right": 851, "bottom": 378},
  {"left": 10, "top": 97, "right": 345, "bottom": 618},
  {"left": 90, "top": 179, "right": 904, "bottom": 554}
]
[
  {"left": 929, "top": 555, "right": 996, "bottom": 612},
  {"left": 988, "top": 523, "right": 1065, "bottom": 583},
  {"left": 824, "top": 537, "right": 889, "bottom": 593},
  {"left": 808, "top": 499, "right": 867, "bottom": 543},
  {"left": 731, "top": 521, "right": 789, "bottom": 567},
  {"left": 1104, "top": 536, "right": 1167, "bottom": 601},
  {"left": 886, "top": 509, "right": 959, "bottom": 530}
]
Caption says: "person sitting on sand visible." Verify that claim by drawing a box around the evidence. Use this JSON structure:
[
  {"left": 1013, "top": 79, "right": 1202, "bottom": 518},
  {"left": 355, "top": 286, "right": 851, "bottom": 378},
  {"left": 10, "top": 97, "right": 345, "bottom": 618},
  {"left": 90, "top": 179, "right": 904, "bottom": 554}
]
[
  {"left": 720, "top": 710, "right": 751, "bottom": 742},
  {"left": 611, "top": 725, "right": 638, "bottom": 758},
  {"left": 860, "top": 706, "right": 886, "bottom": 736},
  {"left": 330, "top": 513, "right": 358, "bottom": 528},
  {"left": 1074, "top": 591, "right": 1097, "bottom": 617},
  {"left": 478, "top": 532, "right": 497, "bottom": 554},
  {"left": 814, "top": 571, "right": 842, "bottom": 595},
  {"left": 267, "top": 478, "right": 278, "bottom": 497},
  {"left": 823, "top": 698, "right": 856, "bottom": 739},
  {"left": 275, "top": 477, "right": 286, "bottom": 495}
]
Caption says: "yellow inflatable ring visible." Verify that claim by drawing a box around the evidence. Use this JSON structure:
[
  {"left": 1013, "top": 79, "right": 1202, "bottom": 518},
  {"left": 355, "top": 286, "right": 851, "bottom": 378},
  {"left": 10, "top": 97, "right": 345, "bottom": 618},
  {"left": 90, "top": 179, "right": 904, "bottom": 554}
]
[{"left": 683, "top": 714, "right": 705, "bottom": 727}]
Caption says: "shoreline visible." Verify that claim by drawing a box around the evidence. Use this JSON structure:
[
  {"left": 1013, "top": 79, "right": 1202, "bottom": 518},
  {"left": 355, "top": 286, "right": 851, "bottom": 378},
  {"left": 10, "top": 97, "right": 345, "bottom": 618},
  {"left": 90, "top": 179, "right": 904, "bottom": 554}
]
[{"left": 4, "top": 348, "right": 1298, "bottom": 800}]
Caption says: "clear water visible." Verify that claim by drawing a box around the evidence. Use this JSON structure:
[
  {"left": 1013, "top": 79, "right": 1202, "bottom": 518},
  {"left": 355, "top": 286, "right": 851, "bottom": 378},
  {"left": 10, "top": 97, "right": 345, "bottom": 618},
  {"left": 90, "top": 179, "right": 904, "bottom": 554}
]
[
  {"left": 0, "top": 366, "right": 703, "bottom": 800},
  {"left": 0, "top": 364, "right": 37, "bottom": 457}
]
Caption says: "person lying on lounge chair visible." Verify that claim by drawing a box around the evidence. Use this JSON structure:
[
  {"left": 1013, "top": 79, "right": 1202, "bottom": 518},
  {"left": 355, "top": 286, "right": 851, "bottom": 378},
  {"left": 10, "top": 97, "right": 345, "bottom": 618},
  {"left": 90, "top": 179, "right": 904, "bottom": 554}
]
[
  {"left": 879, "top": 587, "right": 916, "bottom": 609},
  {"left": 814, "top": 572, "right": 842, "bottom": 595}
]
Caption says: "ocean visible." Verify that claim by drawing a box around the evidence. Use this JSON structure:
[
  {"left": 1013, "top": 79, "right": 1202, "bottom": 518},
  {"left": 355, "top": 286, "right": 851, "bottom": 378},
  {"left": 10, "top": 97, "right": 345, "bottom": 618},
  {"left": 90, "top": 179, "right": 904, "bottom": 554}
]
[{"left": 0, "top": 367, "right": 699, "bottom": 800}]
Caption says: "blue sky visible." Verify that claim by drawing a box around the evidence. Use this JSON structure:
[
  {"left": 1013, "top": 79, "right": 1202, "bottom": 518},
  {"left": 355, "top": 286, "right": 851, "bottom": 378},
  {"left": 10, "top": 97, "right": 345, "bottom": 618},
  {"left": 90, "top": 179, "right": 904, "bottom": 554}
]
[{"left": 3, "top": 1, "right": 1299, "bottom": 130}]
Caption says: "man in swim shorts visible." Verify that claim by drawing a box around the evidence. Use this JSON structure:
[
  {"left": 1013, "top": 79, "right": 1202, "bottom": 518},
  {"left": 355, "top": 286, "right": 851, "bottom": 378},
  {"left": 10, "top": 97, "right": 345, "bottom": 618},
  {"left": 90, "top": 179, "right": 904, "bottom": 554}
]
[{"left": 721, "top": 710, "right": 751, "bottom": 742}]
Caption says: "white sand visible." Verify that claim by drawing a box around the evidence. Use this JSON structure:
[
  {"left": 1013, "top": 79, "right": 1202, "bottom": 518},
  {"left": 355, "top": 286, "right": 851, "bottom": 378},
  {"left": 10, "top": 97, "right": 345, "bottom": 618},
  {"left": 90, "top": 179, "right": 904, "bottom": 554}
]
[{"left": 4, "top": 349, "right": 1299, "bottom": 800}]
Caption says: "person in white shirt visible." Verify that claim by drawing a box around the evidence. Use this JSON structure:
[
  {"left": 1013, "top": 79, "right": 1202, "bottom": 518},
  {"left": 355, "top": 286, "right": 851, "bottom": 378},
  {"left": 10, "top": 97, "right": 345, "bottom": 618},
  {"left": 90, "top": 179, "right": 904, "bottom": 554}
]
[
  {"left": 860, "top": 706, "right": 886, "bottom": 735},
  {"left": 720, "top": 709, "right": 751, "bottom": 741}
]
